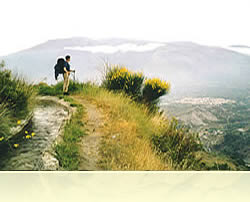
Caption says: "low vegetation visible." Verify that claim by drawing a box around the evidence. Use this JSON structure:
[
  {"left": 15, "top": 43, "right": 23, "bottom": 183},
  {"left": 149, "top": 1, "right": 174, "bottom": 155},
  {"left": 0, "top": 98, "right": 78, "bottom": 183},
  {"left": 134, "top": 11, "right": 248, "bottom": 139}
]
[
  {"left": 0, "top": 61, "right": 35, "bottom": 117},
  {"left": 35, "top": 80, "right": 84, "bottom": 96},
  {"left": 152, "top": 118, "right": 203, "bottom": 170},
  {"left": 0, "top": 61, "right": 35, "bottom": 142},
  {"left": 55, "top": 99, "right": 86, "bottom": 170},
  {"left": 0, "top": 103, "right": 10, "bottom": 142}
]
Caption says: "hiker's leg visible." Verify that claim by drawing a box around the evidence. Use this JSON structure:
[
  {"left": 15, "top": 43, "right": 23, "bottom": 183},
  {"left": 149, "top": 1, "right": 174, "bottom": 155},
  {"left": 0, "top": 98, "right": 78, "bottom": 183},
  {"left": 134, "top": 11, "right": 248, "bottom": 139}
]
[
  {"left": 63, "top": 73, "right": 67, "bottom": 92},
  {"left": 65, "top": 74, "right": 70, "bottom": 92}
]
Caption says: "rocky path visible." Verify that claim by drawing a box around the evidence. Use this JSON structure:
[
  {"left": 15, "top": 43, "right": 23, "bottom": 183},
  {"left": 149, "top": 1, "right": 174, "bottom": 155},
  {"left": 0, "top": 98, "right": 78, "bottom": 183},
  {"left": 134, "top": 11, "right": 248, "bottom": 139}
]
[
  {"left": 0, "top": 95, "right": 105, "bottom": 171},
  {"left": 0, "top": 97, "right": 70, "bottom": 170}
]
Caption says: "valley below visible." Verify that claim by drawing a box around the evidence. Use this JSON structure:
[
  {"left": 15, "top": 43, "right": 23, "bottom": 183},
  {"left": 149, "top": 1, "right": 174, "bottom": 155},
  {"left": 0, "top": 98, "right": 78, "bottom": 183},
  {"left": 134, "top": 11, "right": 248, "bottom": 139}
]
[{"left": 161, "top": 90, "right": 250, "bottom": 169}]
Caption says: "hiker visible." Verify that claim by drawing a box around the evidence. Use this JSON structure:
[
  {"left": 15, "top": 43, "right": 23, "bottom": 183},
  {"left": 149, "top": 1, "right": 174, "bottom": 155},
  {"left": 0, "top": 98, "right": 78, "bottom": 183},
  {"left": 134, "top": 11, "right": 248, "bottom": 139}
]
[{"left": 63, "top": 55, "right": 75, "bottom": 95}]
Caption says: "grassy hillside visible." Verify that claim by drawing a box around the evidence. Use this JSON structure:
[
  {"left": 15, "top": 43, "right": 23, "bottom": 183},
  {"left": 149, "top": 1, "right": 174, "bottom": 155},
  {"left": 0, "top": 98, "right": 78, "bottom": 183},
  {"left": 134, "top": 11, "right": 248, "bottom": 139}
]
[
  {"left": 79, "top": 84, "right": 167, "bottom": 170},
  {"left": 36, "top": 65, "right": 237, "bottom": 170}
]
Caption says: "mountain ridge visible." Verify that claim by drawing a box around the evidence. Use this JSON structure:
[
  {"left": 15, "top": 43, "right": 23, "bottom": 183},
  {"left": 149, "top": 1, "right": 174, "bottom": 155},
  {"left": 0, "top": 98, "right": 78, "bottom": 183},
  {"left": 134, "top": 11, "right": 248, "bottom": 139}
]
[{"left": 1, "top": 37, "right": 249, "bottom": 98}]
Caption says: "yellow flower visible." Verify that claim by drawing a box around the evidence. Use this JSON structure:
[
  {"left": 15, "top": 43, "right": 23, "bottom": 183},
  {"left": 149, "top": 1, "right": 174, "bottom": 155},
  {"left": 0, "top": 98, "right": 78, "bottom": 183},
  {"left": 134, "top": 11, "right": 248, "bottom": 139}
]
[
  {"left": 17, "top": 120, "right": 21, "bottom": 125},
  {"left": 0, "top": 137, "right": 4, "bottom": 141},
  {"left": 14, "top": 144, "right": 19, "bottom": 148},
  {"left": 145, "top": 78, "right": 170, "bottom": 91},
  {"left": 120, "top": 67, "right": 128, "bottom": 73},
  {"left": 25, "top": 131, "right": 28, "bottom": 134},
  {"left": 26, "top": 135, "right": 31, "bottom": 139},
  {"left": 31, "top": 132, "right": 35, "bottom": 137}
]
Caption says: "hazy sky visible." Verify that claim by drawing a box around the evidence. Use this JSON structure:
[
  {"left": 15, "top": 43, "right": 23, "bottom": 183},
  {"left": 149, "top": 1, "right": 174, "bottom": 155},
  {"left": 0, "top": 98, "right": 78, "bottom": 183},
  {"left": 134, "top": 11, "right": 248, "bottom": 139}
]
[
  {"left": 1, "top": 0, "right": 250, "bottom": 55},
  {"left": 0, "top": 172, "right": 249, "bottom": 202}
]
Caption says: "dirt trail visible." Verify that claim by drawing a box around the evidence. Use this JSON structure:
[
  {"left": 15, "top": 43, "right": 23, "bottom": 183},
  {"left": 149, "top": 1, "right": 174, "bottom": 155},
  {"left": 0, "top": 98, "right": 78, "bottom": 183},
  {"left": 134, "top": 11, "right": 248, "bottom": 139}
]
[{"left": 73, "top": 96, "right": 105, "bottom": 171}]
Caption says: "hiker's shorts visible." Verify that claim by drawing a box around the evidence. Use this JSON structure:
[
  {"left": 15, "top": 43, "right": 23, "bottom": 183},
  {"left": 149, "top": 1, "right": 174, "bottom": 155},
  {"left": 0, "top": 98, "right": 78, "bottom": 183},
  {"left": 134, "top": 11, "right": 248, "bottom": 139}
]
[{"left": 63, "top": 73, "right": 70, "bottom": 92}]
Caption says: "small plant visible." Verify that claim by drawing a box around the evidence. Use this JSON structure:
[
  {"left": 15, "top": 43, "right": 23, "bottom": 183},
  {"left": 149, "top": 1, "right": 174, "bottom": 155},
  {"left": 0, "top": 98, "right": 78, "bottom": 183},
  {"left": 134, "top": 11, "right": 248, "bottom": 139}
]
[
  {"left": 102, "top": 64, "right": 144, "bottom": 99},
  {"left": 0, "top": 60, "right": 5, "bottom": 68}
]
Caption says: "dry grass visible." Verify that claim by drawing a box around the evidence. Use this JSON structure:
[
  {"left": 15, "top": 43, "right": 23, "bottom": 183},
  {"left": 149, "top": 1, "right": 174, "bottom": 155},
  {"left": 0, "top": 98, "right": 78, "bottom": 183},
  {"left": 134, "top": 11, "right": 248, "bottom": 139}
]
[
  {"left": 79, "top": 83, "right": 236, "bottom": 170},
  {"left": 80, "top": 83, "right": 169, "bottom": 170},
  {"left": 99, "top": 119, "right": 167, "bottom": 170}
]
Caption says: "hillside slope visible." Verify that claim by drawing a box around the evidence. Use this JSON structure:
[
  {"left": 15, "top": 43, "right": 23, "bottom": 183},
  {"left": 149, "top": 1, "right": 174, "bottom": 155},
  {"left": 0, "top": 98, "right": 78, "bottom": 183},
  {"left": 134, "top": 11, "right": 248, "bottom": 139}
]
[{"left": 36, "top": 82, "right": 238, "bottom": 171}]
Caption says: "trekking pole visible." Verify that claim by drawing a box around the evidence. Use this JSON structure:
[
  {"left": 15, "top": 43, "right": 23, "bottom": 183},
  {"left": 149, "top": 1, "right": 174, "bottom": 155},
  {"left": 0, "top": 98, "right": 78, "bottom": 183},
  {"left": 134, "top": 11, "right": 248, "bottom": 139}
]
[{"left": 73, "top": 70, "right": 76, "bottom": 81}]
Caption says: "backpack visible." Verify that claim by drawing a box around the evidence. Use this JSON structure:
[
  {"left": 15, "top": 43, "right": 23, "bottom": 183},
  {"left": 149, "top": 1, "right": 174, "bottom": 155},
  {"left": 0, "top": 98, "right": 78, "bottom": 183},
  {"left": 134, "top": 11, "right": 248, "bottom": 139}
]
[{"left": 54, "top": 58, "right": 65, "bottom": 80}]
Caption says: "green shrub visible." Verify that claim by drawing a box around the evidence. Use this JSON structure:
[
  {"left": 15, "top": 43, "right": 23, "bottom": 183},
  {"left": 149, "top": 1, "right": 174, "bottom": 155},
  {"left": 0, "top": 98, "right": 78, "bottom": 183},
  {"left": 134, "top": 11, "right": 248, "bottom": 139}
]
[
  {"left": 0, "top": 62, "right": 34, "bottom": 116},
  {"left": 0, "top": 104, "right": 10, "bottom": 142},
  {"left": 102, "top": 64, "right": 144, "bottom": 99},
  {"left": 152, "top": 118, "right": 202, "bottom": 170},
  {"left": 35, "top": 82, "right": 58, "bottom": 96}
]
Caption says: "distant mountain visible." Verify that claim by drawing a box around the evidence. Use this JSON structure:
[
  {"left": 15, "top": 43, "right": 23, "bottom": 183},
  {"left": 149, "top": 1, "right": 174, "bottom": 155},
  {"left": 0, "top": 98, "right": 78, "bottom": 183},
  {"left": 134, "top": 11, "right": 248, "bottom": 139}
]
[
  {"left": 230, "top": 45, "right": 250, "bottom": 49},
  {"left": 1, "top": 37, "right": 249, "bottom": 98},
  {"left": 225, "top": 45, "right": 250, "bottom": 58}
]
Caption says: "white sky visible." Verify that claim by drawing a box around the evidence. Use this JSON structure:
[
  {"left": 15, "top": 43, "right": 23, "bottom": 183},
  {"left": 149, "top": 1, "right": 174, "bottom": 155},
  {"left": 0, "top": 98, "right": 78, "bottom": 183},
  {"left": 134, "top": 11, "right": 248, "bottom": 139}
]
[{"left": 1, "top": 0, "right": 250, "bottom": 55}]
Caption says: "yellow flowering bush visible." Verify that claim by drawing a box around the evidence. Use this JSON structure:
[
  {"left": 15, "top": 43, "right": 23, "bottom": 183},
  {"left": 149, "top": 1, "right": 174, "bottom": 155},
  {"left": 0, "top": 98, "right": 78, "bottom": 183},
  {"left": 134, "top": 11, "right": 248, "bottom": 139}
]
[
  {"left": 102, "top": 65, "right": 144, "bottom": 99},
  {"left": 143, "top": 78, "right": 170, "bottom": 104},
  {"left": 102, "top": 64, "right": 171, "bottom": 109}
]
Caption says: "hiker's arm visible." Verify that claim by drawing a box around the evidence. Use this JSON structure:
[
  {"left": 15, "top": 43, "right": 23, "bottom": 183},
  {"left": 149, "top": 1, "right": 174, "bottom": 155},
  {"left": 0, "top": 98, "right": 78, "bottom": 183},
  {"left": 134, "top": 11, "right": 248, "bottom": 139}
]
[{"left": 64, "top": 67, "right": 69, "bottom": 74}]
